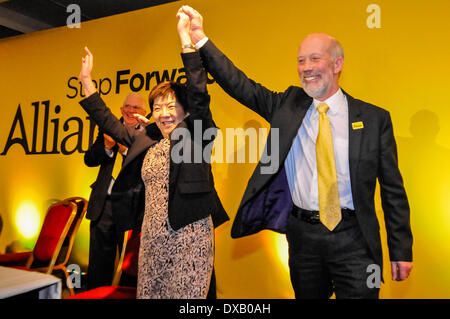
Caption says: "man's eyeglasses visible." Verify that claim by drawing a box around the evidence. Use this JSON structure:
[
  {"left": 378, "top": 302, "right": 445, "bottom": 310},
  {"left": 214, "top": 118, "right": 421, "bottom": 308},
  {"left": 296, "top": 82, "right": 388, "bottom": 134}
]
[{"left": 122, "top": 104, "right": 144, "bottom": 111}]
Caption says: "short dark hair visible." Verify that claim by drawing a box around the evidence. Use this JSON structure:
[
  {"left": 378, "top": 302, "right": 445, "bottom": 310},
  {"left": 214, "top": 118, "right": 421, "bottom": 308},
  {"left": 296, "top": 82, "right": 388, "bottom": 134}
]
[{"left": 148, "top": 81, "right": 187, "bottom": 113}]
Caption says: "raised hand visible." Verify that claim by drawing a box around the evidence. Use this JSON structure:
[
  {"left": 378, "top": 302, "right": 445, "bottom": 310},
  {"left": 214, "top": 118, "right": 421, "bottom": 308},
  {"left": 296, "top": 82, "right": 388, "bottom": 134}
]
[
  {"left": 176, "top": 10, "right": 190, "bottom": 39},
  {"left": 79, "top": 47, "right": 93, "bottom": 80},
  {"left": 133, "top": 113, "right": 151, "bottom": 127},
  {"left": 179, "top": 5, "right": 206, "bottom": 45},
  {"left": 79, "top": 46, "right": 97, "bottom": 97},
  {"left": 176, "top": 10, "right": 194, "bottom": 53}
]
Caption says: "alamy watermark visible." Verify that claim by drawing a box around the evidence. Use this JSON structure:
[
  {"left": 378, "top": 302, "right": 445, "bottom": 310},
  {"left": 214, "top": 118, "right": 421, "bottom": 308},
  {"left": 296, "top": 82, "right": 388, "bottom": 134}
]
[
  {"left": 66, "top": 4, "right": 81, "bottom": 28},
  {"left": 66, "top": 263, "right": 82, "bottom": 289},
  {"left": 366, "top": 264, "right": 381, "bottom": 289},
  {"left": 366, "top": 4, "right": 381, "bottom": 29},
  {"left": 170, "top": 121, "right": 279, "bottom": 174}
]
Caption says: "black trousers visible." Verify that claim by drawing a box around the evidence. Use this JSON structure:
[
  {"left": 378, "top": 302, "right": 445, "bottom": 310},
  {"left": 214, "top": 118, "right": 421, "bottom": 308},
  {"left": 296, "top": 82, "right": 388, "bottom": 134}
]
[
  {"left": 286, "top": 210, "right": 379, "bottom": 299},
  {"left": 87, "top": 197, "right": 124, "bottom": 289}
]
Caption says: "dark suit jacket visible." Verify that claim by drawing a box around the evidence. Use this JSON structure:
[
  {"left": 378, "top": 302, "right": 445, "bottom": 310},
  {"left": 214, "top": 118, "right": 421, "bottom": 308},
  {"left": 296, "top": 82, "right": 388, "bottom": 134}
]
[
  {"left": 80, "top": 52, "right": 228, "bottom": 232},
  {"left": 83, "top": 128, "right": 119, "bottom": 222},
  {"left": 198, "top": 40, "right": 412, "bottom": 273}
]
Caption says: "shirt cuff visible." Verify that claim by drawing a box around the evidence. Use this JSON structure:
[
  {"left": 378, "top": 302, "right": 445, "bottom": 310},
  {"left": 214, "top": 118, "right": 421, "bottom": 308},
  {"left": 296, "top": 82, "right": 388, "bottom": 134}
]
[
  {"left": 105, "top": 148, "right": 114, "bottom": 158},
  {"left": 195, "top": 37, "right": 209, "bottom": 50}
]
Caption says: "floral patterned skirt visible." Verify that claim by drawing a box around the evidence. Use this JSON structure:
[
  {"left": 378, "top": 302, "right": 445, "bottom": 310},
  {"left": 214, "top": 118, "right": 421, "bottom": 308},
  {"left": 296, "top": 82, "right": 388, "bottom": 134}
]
[{"left": 137, "top": 139, "right": 214, "bottom": 299}]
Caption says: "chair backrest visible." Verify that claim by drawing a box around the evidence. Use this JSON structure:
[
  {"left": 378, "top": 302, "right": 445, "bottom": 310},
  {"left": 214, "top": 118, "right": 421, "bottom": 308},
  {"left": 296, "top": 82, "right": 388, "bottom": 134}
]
[
  {"left": 111, "top": 228, "right": 140, "bottom": 286},
  {"left": 55, "top": 197, "right": 88, "bottom": 267},
  {"left": 29, "top": 199, "right": 77, "bottom": 272}
]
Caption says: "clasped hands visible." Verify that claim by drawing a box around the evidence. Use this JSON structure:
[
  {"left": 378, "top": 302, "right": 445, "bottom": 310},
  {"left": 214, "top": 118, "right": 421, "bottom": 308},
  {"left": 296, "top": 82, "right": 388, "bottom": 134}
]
[
  {"left": 103, "top": 133, "right": 127, "bottom": 155},
  {"left": 176, "top": 5, "right": 206, "bottom": 47},
  {"left": 79, "top": 6, "right": 205, "bottom": 127}
]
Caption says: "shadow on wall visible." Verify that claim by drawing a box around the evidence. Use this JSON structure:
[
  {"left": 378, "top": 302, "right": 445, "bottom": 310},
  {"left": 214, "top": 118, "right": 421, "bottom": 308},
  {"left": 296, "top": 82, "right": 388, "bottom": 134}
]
[{"left": 394, "top": 109, "right": 450, "bottom": 297}]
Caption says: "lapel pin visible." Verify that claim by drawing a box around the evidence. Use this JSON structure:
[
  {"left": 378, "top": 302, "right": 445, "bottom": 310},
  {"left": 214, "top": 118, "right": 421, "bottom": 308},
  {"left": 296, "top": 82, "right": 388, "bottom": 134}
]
[{"left": 352, "top": 121, "right": 364, "bottom": 130}]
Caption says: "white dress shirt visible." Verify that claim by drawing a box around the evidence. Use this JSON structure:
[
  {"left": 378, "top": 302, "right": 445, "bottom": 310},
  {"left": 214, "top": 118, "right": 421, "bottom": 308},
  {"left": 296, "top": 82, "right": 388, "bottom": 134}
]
[{"left": 284, "top": 89, "right": 354, "bottom": 210}]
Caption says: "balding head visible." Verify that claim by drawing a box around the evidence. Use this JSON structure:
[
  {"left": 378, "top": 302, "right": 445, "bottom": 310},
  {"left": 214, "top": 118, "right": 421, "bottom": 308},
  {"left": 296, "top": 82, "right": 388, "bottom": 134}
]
[
  {"left": 301, "top": 33, "right": 344, "bottom": 61},
  {"left": 120, "top": 92, "right": 146, "bottom": 127}
]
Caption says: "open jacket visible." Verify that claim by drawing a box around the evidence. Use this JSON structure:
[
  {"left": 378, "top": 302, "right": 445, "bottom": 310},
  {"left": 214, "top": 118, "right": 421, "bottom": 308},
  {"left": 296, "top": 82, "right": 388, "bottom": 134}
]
[
  {"left": 80, "top": 52, "right": 229, "bottom": 231},
  {"left": 83, "top": 128, "right": 119, "bottom": 222},
  {"left": 198, "top": 39, "right": 412, "bottom": 275}
]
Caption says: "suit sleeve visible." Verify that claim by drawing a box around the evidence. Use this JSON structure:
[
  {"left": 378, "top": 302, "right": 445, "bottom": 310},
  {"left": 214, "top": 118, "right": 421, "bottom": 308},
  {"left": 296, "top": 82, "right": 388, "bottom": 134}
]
[
  {"left": 181, "top": 51, "right": 212, "bottom": 122},
  {"left": 84, "top": 129, "right": 116, "bottom": 167},
  {"left": 378, "top": 112, "right": 413, "bottom": 262},
  {"left": 199, "top": 40, "right": 284, "bottom": 122},
  {"left": 80, "top": 93, "right": 135, "bottom": 147}
]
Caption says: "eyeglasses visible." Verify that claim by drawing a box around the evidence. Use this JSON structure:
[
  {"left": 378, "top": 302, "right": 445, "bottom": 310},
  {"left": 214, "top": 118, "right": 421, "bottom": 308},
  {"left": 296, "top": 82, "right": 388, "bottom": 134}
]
[{"left": 122, "top": 104, "right": 144, "bottom": 111}]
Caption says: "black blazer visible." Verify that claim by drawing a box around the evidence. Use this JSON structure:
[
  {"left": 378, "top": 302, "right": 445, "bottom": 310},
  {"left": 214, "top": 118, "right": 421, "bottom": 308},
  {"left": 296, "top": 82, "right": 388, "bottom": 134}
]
[
  {"left": 80, "top": 52, "right": 229, "bottom": 232},
  {"left": 83, "top": 128, "right": 119, "bottom": 222},
  {"left": 198, "top": 40, "right": 412, "bottom": 273}
]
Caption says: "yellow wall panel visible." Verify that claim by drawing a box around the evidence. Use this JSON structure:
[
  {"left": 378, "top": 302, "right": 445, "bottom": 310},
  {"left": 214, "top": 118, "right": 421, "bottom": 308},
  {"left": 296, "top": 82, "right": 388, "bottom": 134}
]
[{"left": 0, "top": 0, "right": 449, "bottom": 298}]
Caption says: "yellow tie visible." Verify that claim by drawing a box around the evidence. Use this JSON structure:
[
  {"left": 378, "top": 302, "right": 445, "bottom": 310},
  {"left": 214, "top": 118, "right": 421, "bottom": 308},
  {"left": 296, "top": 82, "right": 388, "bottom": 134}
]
[
  {"left": 112, "top": 152, "right": 123, "bottom": 180},
  {"left": 316, "top": 103, "right": 341, "bottom": 231}
]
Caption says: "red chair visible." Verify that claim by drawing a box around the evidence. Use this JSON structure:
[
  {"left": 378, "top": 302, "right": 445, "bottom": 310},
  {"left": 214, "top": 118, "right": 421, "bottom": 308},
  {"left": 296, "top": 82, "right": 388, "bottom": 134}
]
[
  {"left": 0, "top": 197, "right": 88, "bottom": 296},
  {"left": 56, "top": 197, "right": 88, "bottom": 295},
  {"left": 65, "top": 228, "right": 140, "bottom": 299}
]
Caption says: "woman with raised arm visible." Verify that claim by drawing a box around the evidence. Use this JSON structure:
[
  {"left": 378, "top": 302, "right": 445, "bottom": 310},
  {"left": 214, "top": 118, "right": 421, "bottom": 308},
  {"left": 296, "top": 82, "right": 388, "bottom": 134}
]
[{"left": 78, "top": 12, "right": 228, "bottom": 299}]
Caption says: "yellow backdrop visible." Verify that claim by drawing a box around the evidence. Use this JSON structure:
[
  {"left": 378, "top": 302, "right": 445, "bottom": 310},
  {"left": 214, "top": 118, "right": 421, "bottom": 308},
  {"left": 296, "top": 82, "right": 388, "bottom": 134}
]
[{"left": 0, "top": 0, "right": 449, "bottom": 298}]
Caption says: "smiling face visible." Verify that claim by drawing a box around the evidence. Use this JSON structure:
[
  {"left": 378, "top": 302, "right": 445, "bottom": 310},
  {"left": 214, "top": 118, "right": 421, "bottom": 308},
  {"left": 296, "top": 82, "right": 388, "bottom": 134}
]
[
  {"left": 297, "top": 33, "right": 344, "bottom": 101},
  {"left": 152, "top": 93, "right": 186, "bottom": 138},
  {"left": 121, "top": 93, "right": 146, "bottom": 127}
]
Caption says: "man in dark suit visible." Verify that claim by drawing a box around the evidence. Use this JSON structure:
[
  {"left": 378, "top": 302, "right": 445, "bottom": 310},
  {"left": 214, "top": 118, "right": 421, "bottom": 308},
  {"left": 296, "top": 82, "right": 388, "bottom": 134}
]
[
  {"left": 84, "top": 92, "right": 146, "bottom": 289},
  {"left": 180, "top": 6, "right": 413, "bottom": 298}
]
